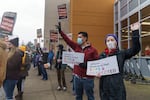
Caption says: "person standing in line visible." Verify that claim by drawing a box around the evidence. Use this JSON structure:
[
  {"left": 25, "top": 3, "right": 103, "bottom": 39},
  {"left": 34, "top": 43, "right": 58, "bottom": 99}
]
[
  {"left": 56, "top": 23, "right": 99, "bottom": 100},
  {"left": 0, "top": 39, "right": 7, "bottom": 87},
  {"left": 0, "top": 35, "right": 8, "bottom": 100},
  {"left": 47, "top": 47, "right": 54, "bottom": 70},
  {"left": 41, "top": 48, "right": 48, "bottom": 80},
  {"left": 15, "top": 45, "right": 31, "bottom": 100},
  {"left": 36, "top": 47, "right": 48, "bottom": 80},
  {"left": 97, "top": 22, "right": 141, "bottom": 100},
  {"left": 55, "top": 44, "right": 67, "bottom": 91},
  {"left": 36, "top": 43, "right": 42, "bottom": 76},
  {"left": 3, "top": 37, "right": 23, "bottom": 100},
  {"left": 32, "top": 51, "right": 37, "bottom": 68},
  {"left": 0, "top": 39, "right": 7, "bottom": 100}
]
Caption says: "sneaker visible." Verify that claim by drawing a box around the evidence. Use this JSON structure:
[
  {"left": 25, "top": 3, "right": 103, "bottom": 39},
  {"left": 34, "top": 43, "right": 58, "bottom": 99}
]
[
  {"left": 63, "top": 87, "right": 67, "bottom": 91},
  {"left": 57, "top": 86, "right": 61, "bottom": 91}
]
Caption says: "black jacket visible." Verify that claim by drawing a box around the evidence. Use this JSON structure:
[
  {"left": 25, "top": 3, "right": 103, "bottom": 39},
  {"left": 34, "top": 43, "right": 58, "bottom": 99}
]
[
  {"left": 55, "top": 49, "right": 66, "bottom": 69},
  {"left": 99, "top": 30, "right": 141, "bottom": 100}
]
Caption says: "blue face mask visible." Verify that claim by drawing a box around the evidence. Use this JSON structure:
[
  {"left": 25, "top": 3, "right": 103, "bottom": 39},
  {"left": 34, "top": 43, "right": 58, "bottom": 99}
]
[{"left": 77, "top": 38, "right": 83, "bottom": 45}]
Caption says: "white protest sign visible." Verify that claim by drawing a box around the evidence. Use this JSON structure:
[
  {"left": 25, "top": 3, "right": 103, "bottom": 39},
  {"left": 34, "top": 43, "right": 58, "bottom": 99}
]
[
  {"left": 86, "top": 56, "right": 119, "bottom": 76},
  {"left": 62, "top": 51, "right": 84, "bottom": 64}
]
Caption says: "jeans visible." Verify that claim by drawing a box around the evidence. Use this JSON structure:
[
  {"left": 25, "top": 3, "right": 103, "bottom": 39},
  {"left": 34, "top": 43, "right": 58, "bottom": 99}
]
[
  {"left": 74, "top": 75, "right": 95, "bottom": 100},
  {"left": 40, "top": 64, "right": 48, "bottom": 80},
  {"left": 3, "top": 80, "right": 18, "bottom": 100},
  {"left": 37, "top": 63, "right": 42, "bottom": 75}
]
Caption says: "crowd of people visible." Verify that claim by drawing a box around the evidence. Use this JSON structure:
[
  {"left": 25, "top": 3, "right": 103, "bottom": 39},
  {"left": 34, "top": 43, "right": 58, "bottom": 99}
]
[
  {"left": 0, "top": 36, "right": 32, "bottom": 100},
  {"left": 0, "top": 22, "right": 141, "bottom": 100}
]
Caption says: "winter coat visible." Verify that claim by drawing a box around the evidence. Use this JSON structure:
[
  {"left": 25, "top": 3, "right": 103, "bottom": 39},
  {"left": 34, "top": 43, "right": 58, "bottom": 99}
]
[
  {"left": 6, "top": 50, "right": 23, "bottom": 80},
  {"left": 99, "top": 30, "right": 141, "bottom": 100},
  {"left": 59, "top": 31, "right": 99, "bottom": 78},
  {"left": 0, "top": 40, "right": 7, "bottom": 87},
  {"left": 20, "top": 51, "right": 31, "bottom": 77},
  {"left": 42, "top": 53, "right": 48, "bottom": 64},
  {"left": 55, "top": 49, "right": 66, "bottom": 70}
]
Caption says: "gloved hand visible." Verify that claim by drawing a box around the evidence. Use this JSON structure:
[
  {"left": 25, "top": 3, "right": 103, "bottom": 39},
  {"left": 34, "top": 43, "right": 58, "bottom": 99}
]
[
  {"left": 79, "top": 62, "right": 87, "bottom": 68},
  {"left": 55, "top": 22, "right": 61, "bottom": 33}
]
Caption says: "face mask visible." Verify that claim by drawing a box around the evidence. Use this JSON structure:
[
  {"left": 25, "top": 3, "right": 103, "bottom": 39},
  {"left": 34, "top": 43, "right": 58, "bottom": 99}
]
[
  {"left": 77, "top": 38, "right": 83, "bottom": 45},
  {"left": 106, "top": 41, "right": 116, "bottom": 50}
]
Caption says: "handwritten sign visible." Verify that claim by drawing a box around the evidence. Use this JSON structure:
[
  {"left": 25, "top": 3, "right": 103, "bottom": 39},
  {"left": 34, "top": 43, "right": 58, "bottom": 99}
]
[
  {"left": 86, "top": 56, "right": 119, "bottom": 76},
  {"left": 62, "top": 51, "right": 84, "bottom": 64}
]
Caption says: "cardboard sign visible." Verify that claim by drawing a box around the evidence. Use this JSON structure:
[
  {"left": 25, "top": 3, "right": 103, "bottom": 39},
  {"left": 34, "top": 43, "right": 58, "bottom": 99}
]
[
  {"left": 87, "top": 56, "right": 119, "bottom": 76},
  {"left": 62, "top": 51, "right": 84, "bottom": 64}
]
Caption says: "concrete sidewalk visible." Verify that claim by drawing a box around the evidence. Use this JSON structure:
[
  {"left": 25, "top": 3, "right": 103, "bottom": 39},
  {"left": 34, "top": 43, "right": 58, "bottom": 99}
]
[{"left": 18, "top": 67, "right": 150, "bottom": 100}]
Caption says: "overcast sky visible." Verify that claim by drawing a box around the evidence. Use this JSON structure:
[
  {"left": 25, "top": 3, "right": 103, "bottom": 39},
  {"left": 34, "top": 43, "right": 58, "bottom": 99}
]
[{"left": 0, "top": 0, "right": 45, "bottom": 44}]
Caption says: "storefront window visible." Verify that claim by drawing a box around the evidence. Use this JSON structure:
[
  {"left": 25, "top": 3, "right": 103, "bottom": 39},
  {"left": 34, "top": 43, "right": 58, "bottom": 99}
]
[
  {"left": 140, "top": 5, "right": 150, "bottom": 56},
  {"left": 121, "top": 18, "right": 128, "bottom": 49},
  {"left": 121, "top": 40, "right": 128, "bottom": 49},
  {"left": 141, "top": 5, "right": 150, "bottom": 19},
  {"left": 129, "top": 12, "right": 138, "bottom": 25},
  {"left": 141, "top": 18, "right": 150, "bottom": 56},
  {"left": 121, "top": 27, "right": 128, "bottom": 49}
]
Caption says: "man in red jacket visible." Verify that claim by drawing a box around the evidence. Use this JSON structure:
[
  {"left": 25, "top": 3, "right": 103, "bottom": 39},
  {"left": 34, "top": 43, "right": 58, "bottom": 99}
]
[{"left": 56, "top": 23, "right": 99, "bottom": 100}]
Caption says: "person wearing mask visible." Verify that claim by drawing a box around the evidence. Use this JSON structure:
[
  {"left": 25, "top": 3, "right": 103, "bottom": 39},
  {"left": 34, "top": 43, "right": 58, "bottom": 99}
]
[
  {"left": 97, "top": 22, "right": 141, "bottom": 100},
  {"left": 55, "top": 44, "right": 67, "bottom": 91},
  {"left": 56, "top": 23, "right": 99, "bottom": 100},
  {"left": 3, "top": 37, "right": 23, "bottom": 100}
]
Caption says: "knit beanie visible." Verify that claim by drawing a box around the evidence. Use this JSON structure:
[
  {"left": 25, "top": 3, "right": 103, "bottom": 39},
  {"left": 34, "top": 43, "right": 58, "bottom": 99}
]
[
  {"left": 105, "top": 34, "right": 118, "bottom": 44},
  {"left": 9, "top": 37, "right": 19, "bottom": 47}
]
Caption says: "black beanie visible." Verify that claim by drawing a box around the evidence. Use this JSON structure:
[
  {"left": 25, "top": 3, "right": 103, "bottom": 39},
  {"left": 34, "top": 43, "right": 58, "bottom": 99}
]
[
  {"left": 9, "top": 37, "right": 19, "bottom": 47},
  {"left": 57, "top": 44, "right": 63, "bottom": 50}
]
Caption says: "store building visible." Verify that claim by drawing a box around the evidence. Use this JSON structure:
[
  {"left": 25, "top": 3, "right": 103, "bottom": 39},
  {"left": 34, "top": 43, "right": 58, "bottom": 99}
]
[{"left": 114, "top": 0, "right": 150, "bottom": 56}]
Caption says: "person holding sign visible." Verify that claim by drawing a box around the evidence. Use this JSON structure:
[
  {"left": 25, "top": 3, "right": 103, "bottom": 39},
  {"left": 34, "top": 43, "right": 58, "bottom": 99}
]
[
  {"left": 97, "top": 22, "right": 141, "bottom": 100},
  {"left": 56, "top": 23, "right": 99, "bottom": 100}
]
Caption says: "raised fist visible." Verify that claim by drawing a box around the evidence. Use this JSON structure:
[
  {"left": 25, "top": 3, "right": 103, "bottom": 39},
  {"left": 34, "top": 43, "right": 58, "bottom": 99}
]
[{"left": 55, "top": 22, "right": 61, "bottom": 33}]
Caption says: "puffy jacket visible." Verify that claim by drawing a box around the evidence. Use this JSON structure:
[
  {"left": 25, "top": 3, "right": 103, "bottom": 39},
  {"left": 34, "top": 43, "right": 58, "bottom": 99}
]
[
  {"left": 59, "top": 31, "right": 99, "bottom": 78},
  {"left": 99, "top": 30, "right": 141, "bottom": 100}
]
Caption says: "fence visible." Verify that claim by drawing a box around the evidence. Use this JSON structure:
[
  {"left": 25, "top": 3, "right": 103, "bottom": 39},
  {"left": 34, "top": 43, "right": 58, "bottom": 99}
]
[{"left": 124, "top": 57, "right": 150, "bottom": 84}]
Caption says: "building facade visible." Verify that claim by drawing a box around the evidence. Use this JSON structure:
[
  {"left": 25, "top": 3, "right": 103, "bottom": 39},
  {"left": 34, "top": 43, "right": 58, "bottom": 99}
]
[
  {"left": 114, "top": 0, "right": 150, "bottom": 56},
  {"left": 44, "top": 0, "right": 70, "bottom": 50},
  {"left": 70, "top": 0, "right": 114, "bottom": 52}
]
